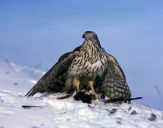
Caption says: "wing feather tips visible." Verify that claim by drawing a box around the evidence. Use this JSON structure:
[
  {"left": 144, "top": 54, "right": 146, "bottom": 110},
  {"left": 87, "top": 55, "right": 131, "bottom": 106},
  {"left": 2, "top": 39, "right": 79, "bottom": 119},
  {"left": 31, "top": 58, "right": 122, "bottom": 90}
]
[
  {"left": 25, "top": 89, "right": 33, "bottom": 97},
  {"left": 25, "top": 52, "right": 77, "bottom": 97}
]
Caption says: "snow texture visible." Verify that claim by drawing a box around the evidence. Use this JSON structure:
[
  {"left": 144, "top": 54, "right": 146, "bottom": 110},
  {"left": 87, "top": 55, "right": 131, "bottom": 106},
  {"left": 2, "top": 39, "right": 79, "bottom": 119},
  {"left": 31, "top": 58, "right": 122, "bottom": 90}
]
[{"left": 0, "top": 58, "right": 163, "bottom": 128}]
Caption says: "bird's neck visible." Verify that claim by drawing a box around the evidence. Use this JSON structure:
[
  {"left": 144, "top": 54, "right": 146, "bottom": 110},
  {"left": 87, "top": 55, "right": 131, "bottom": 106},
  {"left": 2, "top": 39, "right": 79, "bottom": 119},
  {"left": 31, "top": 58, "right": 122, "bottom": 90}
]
[{"left": 81, "top": 40, "right": 101, "bottom": 56}]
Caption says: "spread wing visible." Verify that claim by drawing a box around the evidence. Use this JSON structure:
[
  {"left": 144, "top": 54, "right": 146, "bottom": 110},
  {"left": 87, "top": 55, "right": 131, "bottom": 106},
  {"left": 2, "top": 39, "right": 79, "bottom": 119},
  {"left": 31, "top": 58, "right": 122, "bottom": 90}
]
[
  {"left": 26, "top": 44, "right": 131, "bottom": 103},
  {"left": 101, "top": 53, "right": 131, "bottom": 100},
  {"left": 25, "top": 49, "right": 80, "bottom": 97}
]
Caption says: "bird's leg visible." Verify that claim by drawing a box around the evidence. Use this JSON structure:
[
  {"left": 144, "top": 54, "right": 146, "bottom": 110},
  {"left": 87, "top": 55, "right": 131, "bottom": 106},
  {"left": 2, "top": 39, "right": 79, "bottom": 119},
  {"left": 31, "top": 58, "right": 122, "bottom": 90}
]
[
  {"left": 64, "top": 77, "right": 73, "bottom": 92},
  {"left": 88, "top": 80, "right": 99, "bottom": 100},
  {"left": 73, "top": 78, "right": 80, "bottom": 93}
]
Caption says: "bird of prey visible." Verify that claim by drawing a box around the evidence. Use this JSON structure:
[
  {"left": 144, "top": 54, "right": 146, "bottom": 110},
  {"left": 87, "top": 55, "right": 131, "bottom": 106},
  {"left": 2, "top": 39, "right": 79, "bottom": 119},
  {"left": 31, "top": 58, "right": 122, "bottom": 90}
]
[{"left": 25, "top": 31, "right": 131, "bottom": 103}]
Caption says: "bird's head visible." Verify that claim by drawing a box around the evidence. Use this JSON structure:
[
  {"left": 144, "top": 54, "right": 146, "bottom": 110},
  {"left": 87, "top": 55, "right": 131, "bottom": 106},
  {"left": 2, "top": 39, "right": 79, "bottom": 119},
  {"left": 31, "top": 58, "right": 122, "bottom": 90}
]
[
  {"left": 82, "top": 31, "right": 101, "bottom": 47},
  {"left": 82, "top": 31, "right": 98, "bottom": 41}
]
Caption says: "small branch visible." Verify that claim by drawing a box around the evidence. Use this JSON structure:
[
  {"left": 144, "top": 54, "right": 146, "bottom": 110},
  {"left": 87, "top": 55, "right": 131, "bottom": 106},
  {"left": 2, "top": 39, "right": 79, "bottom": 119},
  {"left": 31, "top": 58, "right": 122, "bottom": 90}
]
[{"left": 22, "top": 105, "right": 43, "bottom": 109}]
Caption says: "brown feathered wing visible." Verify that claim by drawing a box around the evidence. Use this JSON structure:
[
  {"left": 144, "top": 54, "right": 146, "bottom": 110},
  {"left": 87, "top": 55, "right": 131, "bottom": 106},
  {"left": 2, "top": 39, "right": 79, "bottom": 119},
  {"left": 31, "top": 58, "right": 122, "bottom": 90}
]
[
  {"left": 25, "top": 46, "right": 131, "bottom": 101},
  {"left": 25, "top": 49, "right": 79, "bottom": 97},
  {"left": 100, "top": 53, "right": 131, "bottom": 100}
]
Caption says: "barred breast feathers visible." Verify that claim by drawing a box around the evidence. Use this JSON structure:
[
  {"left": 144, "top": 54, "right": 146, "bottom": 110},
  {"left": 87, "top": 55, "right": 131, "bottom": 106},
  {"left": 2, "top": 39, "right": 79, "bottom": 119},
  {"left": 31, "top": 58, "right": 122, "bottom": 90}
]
[{"left": 68, "top": 40, "right": 108, "bottom": 78}]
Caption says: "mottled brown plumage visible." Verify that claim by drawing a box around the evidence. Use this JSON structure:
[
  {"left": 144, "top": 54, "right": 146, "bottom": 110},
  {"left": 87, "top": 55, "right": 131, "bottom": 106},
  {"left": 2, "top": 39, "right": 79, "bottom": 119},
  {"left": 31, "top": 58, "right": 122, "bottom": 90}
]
[
  {"left": 101, "top": 53, "right": 131, "bottom": 100},
  {"left": 64, "top": 31, "right": 108, "bottom": 98},
  {"left": 25, "top": 31, "right": 131, "bottom": 103}
]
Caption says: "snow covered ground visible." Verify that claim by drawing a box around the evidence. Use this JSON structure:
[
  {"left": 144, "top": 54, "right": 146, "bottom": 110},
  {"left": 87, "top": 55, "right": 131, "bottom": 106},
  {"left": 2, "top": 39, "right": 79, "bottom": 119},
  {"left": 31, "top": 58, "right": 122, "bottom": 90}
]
[{"left": 0, "top": 58, "right": 163, "bottom": 128}]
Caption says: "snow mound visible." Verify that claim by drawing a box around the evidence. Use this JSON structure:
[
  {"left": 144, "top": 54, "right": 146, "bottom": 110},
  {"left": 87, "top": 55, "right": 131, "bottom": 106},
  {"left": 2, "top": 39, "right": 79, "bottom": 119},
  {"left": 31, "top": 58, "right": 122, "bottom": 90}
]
[{"left": 0, "top": 58, "right": 163, "bottom": 128}]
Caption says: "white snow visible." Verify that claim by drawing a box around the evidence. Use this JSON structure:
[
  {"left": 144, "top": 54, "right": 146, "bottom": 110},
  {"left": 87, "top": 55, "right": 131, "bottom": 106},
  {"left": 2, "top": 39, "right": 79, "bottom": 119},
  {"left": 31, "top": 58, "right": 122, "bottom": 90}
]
[{"left": 0, "top": 58, "right": 163, "bottom": 128}]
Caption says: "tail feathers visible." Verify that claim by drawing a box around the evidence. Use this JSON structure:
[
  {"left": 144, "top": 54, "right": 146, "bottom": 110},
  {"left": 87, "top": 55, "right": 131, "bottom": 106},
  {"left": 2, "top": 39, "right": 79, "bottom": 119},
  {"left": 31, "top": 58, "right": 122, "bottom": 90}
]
[{"left": 104, "top": 97, "right": 143, "bottom": 103}]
